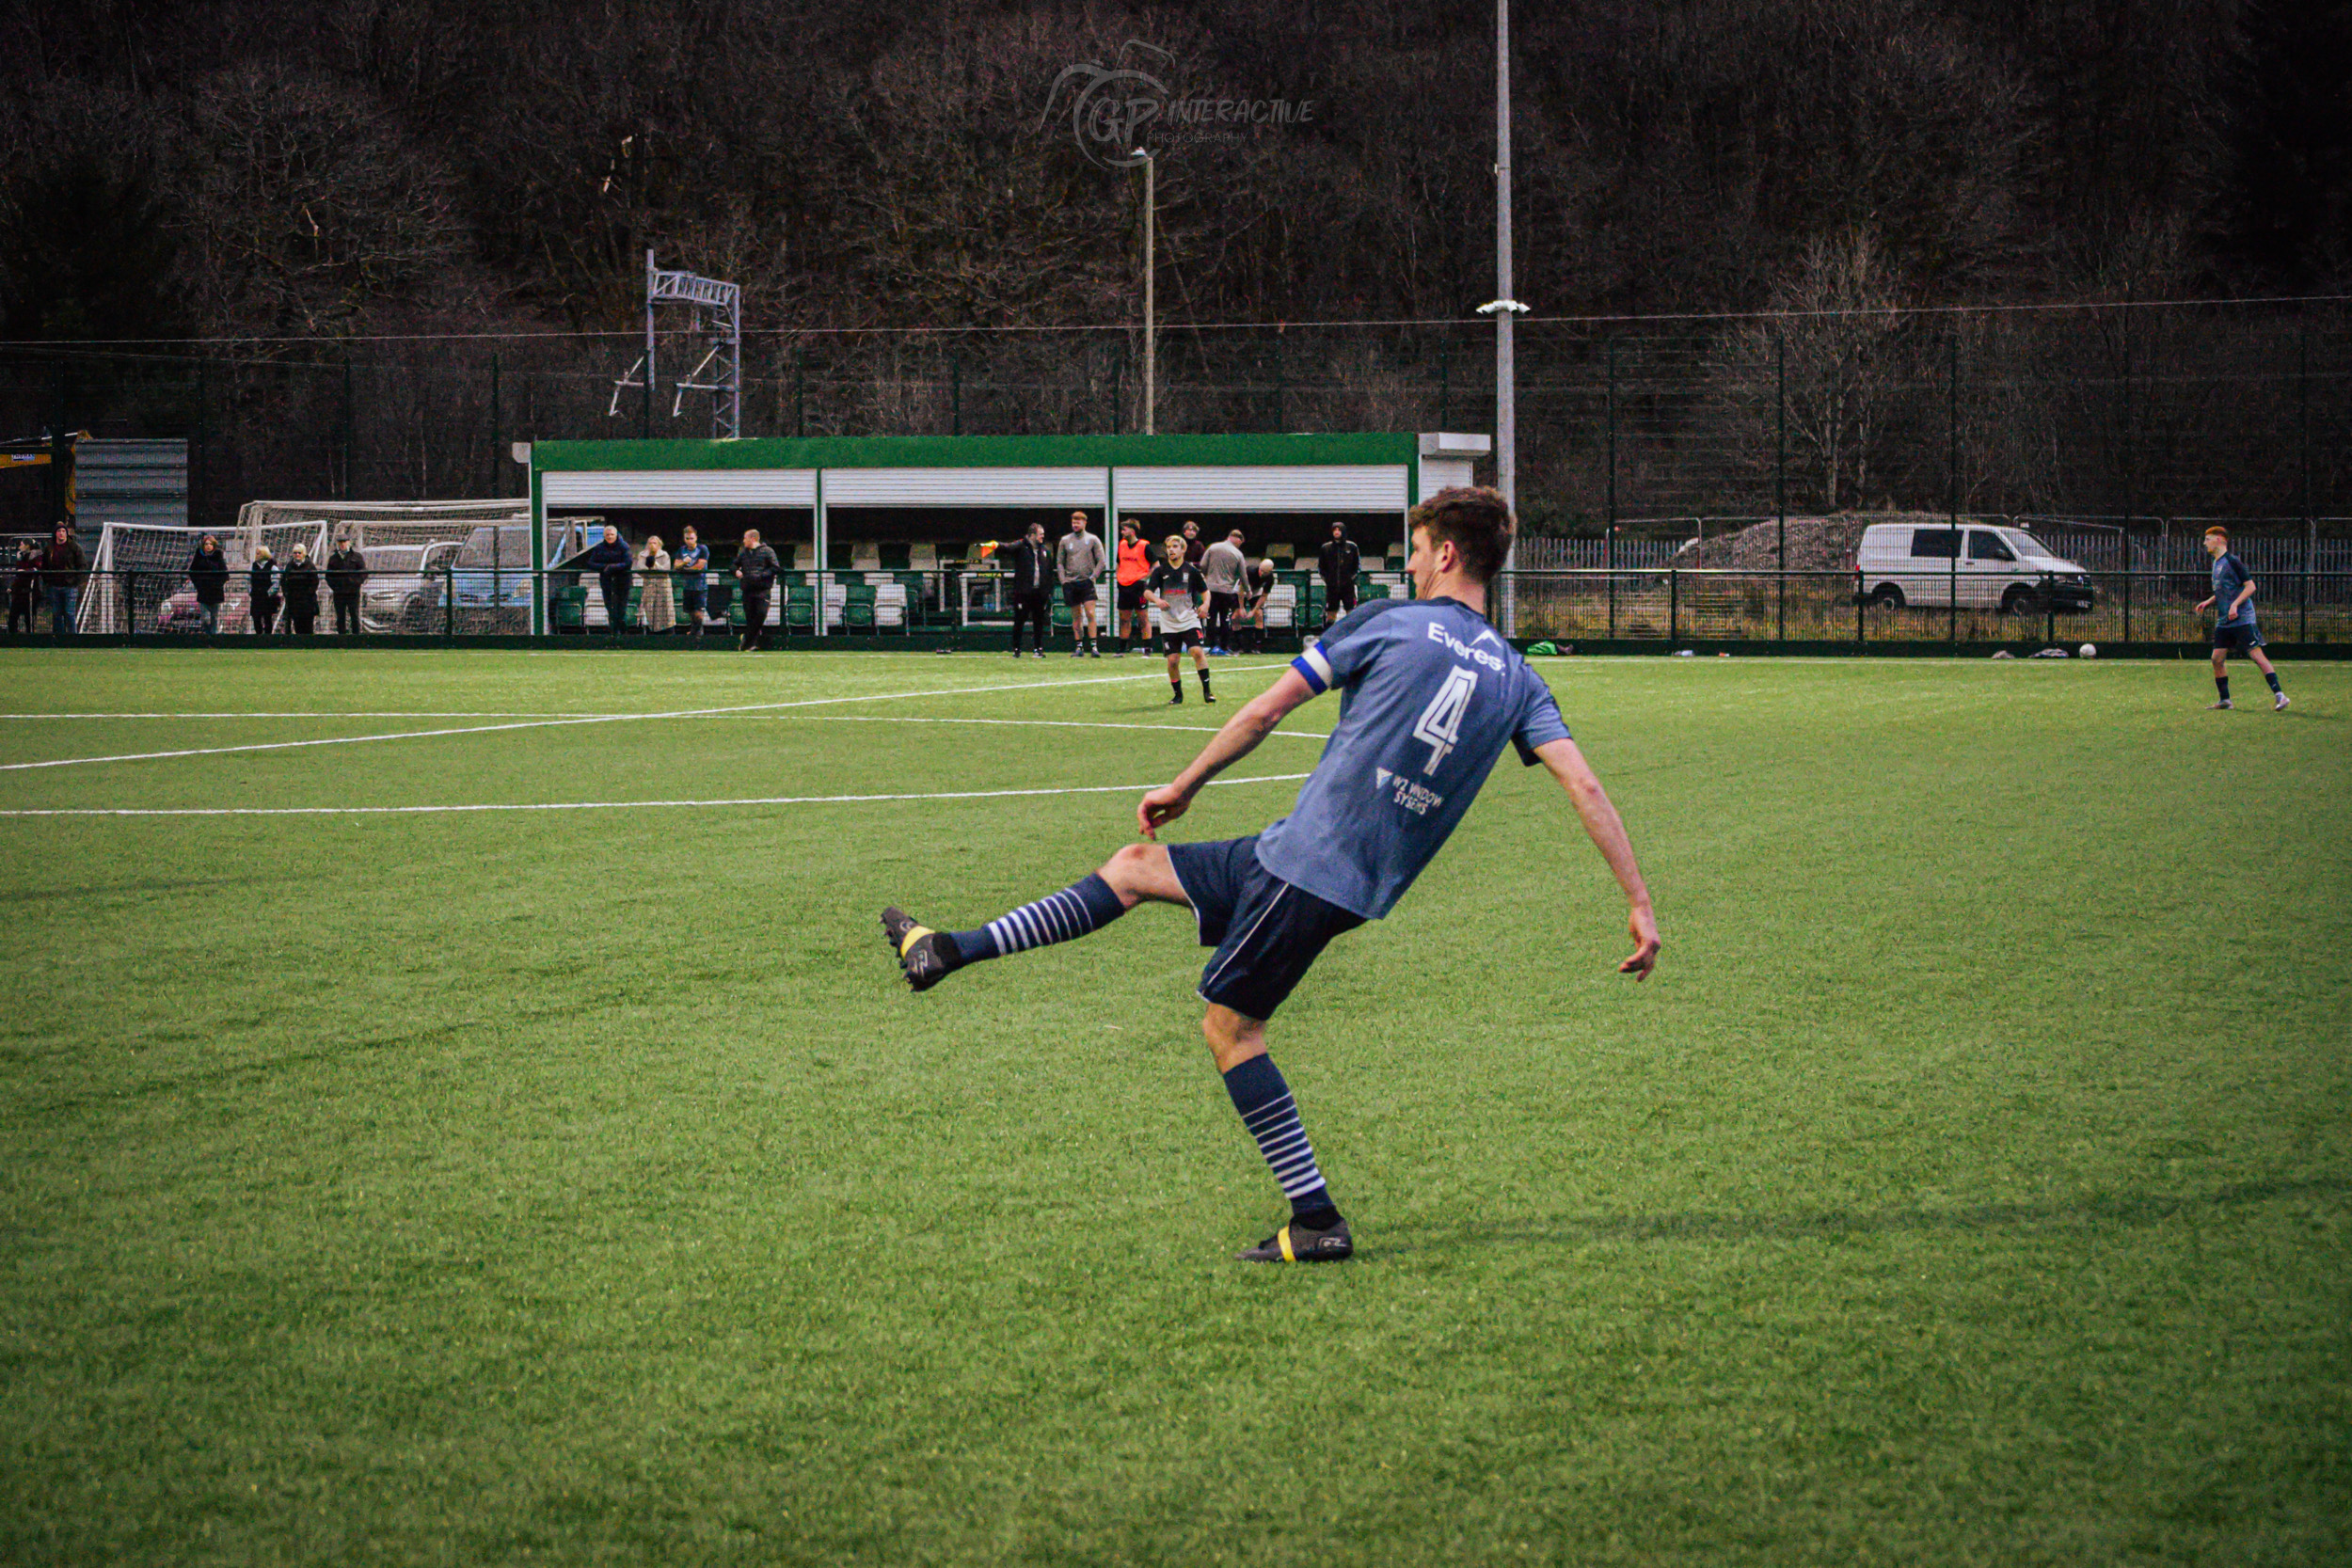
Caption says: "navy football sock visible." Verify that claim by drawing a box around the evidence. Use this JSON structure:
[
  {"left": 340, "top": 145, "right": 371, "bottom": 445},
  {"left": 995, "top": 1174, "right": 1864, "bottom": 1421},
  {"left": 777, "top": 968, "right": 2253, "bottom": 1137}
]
[
  {"left": 949, "top": 872, "right": 1127, "bottom": 964},
  {"left": 2265, "top": 670, "right": 2282, "bottom": 693},
  {"left": 2217, "top": 675, "right": 2231, "bottom": 701},
  {"left": 1222, "top": 1054, "right": 1335, "bottom": 1216}
]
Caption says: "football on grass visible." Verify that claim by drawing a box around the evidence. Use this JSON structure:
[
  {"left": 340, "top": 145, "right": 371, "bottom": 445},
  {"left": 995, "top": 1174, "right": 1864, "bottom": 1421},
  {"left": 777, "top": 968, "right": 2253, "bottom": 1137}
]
[{"left": 2079, "top": 643, "right": 2097, "bottom": 658}]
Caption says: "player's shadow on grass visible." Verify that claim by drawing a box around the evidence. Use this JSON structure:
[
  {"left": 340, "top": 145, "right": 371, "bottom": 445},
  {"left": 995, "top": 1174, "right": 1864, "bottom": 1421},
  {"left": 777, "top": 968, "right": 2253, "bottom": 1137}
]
[{"left": 1400, "top": 1175, "right": 2348, "bottom": 1252}]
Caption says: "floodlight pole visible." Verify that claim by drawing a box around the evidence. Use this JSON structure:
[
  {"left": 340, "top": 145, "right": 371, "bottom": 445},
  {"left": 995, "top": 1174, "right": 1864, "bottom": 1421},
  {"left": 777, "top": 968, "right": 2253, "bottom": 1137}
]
[
  {"left": 1136, "top": 148, "right": 1156, "bottom": 436},
  {"left": 1485, "top": 0, "right": 1526, "bottom": 634},
  {"left": 644, "top": 248, "right": 658, "bottom": 440}
]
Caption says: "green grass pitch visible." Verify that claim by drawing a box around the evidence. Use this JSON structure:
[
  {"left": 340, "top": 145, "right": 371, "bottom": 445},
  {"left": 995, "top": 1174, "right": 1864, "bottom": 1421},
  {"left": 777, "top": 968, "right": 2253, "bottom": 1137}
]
[{"left": 1, "top": 647, "right": 2346, "bottom": 1565}]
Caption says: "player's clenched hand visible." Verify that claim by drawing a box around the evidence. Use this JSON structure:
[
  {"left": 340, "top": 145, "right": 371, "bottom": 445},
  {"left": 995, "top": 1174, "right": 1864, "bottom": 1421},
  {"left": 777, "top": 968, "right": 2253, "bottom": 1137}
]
[
  {"left": 1620, "top": 905, "right": 1661, "bottom": 980},
  {"left": 1137, "top": 784, "right": 1190, "bottom": 839}
]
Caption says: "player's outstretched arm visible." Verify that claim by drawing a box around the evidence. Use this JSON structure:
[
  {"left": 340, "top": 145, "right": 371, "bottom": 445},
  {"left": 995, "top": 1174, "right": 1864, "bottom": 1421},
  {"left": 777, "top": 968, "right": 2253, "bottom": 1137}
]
[
  {"left": 1533, "top": 737, "right": 1661, "bottom": 979},
  {"left": 1138, "top": 668, "right": 1319, "bottom": 838}
]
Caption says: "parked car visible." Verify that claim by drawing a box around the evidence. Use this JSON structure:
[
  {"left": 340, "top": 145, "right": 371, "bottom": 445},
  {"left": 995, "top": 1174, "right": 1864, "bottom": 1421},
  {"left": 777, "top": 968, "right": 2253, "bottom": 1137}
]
[
  {"left": 358, "top": 540, "right": 464, "bottom": 632},
  {"left": 1857, "top": 523, "right": 2093, "bottom": 614}
]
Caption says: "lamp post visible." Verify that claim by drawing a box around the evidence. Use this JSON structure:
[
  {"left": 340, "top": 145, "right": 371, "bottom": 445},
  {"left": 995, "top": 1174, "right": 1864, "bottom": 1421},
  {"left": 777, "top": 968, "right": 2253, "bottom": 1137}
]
[
  {"left": 1478, "top": 0, "right": 1528, "bottom": 633},
  {"left": 1134, "top": 148, "right": 1155, "bottom": 436}
]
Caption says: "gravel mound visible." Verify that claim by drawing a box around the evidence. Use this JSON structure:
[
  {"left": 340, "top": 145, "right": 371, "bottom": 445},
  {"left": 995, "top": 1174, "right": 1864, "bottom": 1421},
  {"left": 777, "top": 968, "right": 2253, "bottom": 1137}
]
[{"left": 1667, "top": 512, "right": 1951, "bottom": 572}]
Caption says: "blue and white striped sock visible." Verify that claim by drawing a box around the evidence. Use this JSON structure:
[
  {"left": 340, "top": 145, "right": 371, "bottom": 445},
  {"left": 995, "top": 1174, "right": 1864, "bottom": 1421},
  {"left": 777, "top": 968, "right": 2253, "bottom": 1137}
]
[
  {"left": 1222, "top": 1054, "right": 1335, "bottom": 1216},
  {"left": 950, "top": 873, "right": 1128, "bottom": 964}
]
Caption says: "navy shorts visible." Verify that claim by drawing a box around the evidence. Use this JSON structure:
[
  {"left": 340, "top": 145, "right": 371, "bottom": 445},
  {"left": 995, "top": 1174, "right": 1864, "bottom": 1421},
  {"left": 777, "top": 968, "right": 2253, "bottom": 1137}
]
[
  {"left": 1167, "top": 835, "right": 1366, "bottom": 1021},
  {"left": 2213, "top": 622, "right": 2266, "bottom": 653},
  {"left": 1062, "top": 579, "right": 1096, "bottom": 607},
  {"left": 1117, "top": 582, "right": 1146, "bottom": 610}
]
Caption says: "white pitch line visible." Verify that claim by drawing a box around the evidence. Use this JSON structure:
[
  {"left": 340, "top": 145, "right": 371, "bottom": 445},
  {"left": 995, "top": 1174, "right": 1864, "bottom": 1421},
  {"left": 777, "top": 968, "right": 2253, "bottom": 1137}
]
[
  {"left": 0, "top": 664, "right": 1296, "bottom": 773},
  {"left": 801, "top": 715, "right": 1330, "bottom": 739},
  {"left": 0, "top": 711, "right": 606, "bottom": 721},
  {"left": 0, "top": 771, "right": 1314, "bottom": 818}
]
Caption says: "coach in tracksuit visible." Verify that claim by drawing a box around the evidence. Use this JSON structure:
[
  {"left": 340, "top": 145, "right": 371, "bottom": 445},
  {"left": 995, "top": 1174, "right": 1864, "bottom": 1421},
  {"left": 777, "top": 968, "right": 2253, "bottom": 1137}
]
[{"left": 999, "top": 521, "right": 1056, "bottom": 657}]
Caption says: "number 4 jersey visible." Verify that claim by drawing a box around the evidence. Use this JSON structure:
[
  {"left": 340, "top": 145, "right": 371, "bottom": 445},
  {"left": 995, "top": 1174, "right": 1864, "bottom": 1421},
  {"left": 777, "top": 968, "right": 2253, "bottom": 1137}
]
[{"left": 1253, "top": 596, "right": 1572, "bottom": 919}]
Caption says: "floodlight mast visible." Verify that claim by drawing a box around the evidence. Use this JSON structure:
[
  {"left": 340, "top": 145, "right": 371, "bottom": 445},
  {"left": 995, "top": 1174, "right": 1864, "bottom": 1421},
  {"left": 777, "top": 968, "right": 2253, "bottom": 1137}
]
[
  {"left": 1491, "top": 0, "right": 1520, "bottom": 635},
  {"left": 611, "top": 249, "right": 744, "bottom": 438},
  {"left": 1136, "top": 148, "right": 1155, "bottom": 436}
]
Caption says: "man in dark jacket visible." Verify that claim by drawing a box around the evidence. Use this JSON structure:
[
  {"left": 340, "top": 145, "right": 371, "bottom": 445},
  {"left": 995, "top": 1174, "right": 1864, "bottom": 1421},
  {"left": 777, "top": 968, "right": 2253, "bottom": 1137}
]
[
  {"left": 325, "top": 536, "right": 368, "bottom": 634},
  {"left": 995, "top": 521, "right": 1055, "bottom": 657},
  {"left": 733, "top": 528, "right": 780, "bottom": 651},
  {"left": 280, "top": 544, "right": 322, "bottom": 634},
  {"left": 41, "top": 523, "right": 87, "bottom": 636},
  {"left": 1316, "top": 520, "right": 1361, "bottom": 626},
  {"left": 8, "top": 541, "right": 40, "bottom": 634},
  {"left": 585, "top": 525, "right": 633, "bottom": 634},
  {"left": 187, "top": 534, "right": 230, "bottom": 633}
]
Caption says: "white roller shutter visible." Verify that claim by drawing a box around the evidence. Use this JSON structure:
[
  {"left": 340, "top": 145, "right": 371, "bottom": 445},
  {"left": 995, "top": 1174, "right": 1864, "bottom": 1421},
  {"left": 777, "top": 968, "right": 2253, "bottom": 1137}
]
[
  {"left": 1418, "top": 458, "right": 1473, "bottom": 500},
  {"left": 821, "top": 467, "right": 1107, "bottom": 506},
  {"left": 1111, "top": 465, "right": 1407, "bottom": 513},
  {"left": 540, "top": 470, "right": 817, "bottom": 507}
]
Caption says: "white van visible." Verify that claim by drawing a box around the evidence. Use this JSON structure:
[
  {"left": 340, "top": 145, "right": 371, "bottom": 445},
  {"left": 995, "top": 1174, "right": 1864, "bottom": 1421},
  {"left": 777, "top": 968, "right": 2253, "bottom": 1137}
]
[{"left": 1856, "top": 523, "right": 2093, "bottom": 614}]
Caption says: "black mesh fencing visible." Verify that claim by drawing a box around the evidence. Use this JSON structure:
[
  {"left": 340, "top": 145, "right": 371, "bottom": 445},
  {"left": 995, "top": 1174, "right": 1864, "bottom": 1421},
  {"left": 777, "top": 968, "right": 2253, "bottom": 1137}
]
[{"left": 3, "top": 302, "right": 2347, "bottom": 546}]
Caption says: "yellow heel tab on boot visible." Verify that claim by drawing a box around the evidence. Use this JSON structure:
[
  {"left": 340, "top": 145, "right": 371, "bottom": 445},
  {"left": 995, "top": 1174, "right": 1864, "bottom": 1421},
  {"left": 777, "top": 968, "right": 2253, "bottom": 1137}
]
[
  {"left": 898, "top": 925, "right": 934, "bottom": 958},
  {"left": 1277, "top": 1226, "right": 1295, "bottom": 1262}
]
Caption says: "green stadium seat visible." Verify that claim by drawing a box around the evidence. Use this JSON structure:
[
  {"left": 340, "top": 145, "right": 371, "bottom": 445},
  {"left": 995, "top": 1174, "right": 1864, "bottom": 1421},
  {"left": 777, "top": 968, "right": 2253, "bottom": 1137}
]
[
  {"left": 786, "top": 587, "right": 816, "bottom": 628},
  {"left": 550, "top": 584, "right": 586, "bottom": 630}
]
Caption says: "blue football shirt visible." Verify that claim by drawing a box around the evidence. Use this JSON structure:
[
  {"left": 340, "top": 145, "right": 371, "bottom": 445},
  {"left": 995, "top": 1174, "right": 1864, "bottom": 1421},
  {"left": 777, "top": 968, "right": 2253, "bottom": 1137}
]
[
  {"left": 2212, "top": 552, "right": 2255, "bottom": 626},
  {"left": 1253, "top": 597, "right": 1572, "bottom": 919}
]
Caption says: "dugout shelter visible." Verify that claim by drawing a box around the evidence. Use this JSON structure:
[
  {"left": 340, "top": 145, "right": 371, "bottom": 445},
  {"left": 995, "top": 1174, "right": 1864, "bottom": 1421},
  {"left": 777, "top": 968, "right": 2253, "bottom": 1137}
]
[{"left": 522, "top": 432, "right": 1486, "bottom": 636}]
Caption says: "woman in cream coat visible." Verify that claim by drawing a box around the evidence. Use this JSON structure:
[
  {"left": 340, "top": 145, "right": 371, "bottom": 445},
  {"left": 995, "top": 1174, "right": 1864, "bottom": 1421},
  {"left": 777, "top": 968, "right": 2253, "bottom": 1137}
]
[{"left": 637, "top": 534, "right": 675, "bottom": 633}]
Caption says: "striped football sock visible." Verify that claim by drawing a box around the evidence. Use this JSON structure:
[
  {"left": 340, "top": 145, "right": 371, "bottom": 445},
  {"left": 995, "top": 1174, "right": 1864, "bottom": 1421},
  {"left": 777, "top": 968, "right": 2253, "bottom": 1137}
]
[
  {"left": 1222, "top": 1054, "right": 1335, "bottom": 1218},
  {"left": 950, "top": 873, "right": 1128, "bottom": 964}
]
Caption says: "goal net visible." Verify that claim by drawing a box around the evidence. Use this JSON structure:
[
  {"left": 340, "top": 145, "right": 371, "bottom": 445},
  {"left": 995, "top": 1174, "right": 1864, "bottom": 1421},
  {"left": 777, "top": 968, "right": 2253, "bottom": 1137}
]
[
  {"left": 81, "top": 520, "right": 331, "bottom": 633},
  {"left": 233, "top": 500, "right": 536, "bottom": 634}
]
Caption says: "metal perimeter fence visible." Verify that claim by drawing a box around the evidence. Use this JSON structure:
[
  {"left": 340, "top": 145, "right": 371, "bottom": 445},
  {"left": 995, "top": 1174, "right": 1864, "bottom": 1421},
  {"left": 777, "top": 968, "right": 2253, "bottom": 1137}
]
[
  {"left": 3, "top": 300, "right": 2349, "bottom": 545},
  {"left": 14, "top": 565, "right": 2351, "bottom": 649}
]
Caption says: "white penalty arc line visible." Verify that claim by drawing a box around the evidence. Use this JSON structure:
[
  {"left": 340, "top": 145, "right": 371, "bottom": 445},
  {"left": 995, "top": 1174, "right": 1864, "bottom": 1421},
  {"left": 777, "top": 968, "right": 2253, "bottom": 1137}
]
[
  {"left": 0, "top": 772, "right": 1314, "bottom": 818},
  {"left": 0, "top": 665, "right": 1297, "bottom": 773}
]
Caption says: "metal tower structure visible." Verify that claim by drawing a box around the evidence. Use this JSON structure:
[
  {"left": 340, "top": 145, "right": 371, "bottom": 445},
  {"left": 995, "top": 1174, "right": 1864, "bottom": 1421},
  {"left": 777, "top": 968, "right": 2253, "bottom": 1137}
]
[{"left": 610, "top": 250, "right": 743, "bottom": 438}]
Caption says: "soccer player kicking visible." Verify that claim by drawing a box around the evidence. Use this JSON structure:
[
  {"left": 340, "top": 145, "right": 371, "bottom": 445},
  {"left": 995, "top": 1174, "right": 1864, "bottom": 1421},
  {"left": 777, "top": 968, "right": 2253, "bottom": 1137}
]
[
  {"left": 2196, "top": 526, "right": 2288, "bottom": 711},
  {"left": 881, "top": 488, "right": 1661, "bottom": 1263}
]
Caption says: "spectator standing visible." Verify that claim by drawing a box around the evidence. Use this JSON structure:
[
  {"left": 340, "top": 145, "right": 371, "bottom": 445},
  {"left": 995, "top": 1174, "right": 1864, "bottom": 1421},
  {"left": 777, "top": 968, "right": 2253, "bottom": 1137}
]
[
  {"left": 734, "top": 528, "right": 780, "bottom": 651},
  {"left": 1114, "top": 518, "right": 1152, "bottom": 657},
  {"left": 281, "top": 544, "right": 321, "bottom": 634},
  {"left": 40, "top": 524, "right": 86, "bottom": 636},
  {"left": 8, "top": 540, "right": 40, "bottom": 634},
  {"left": 585, "top": 524, "right": 633, "bottom": 634},
  {"left": 1181, "top": 519, "right": 1206, "bottom": 565},
  {"left": 325, "top": 534, "right": 368, "bottom": 634},
  {"left": 638, "top": 534, "right": 675, "bottom": 634},
  {"left": 675, "top": 526, "right": 710, "bottom": 635},
  {"left": 1235, "top": 558, "right": 1276, "bottom": 653},
  {"left": 1201, "top": 529, "right": 1247, "bottom": 654},
  {"left": 1057, "top": 510, "right": 1107, "bottom": 657},
  {"left": 996, "top": 521, "right": 1055, "bottom": 657},
  {"left": 248, "top": 545, "right": 280, "bottom": 634},
  {"left": 1316, "top": 520, "right": 1361, "bottom": 626},
  {"left": 187, "top": 533, "right": 230, "bottom": 634}
]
